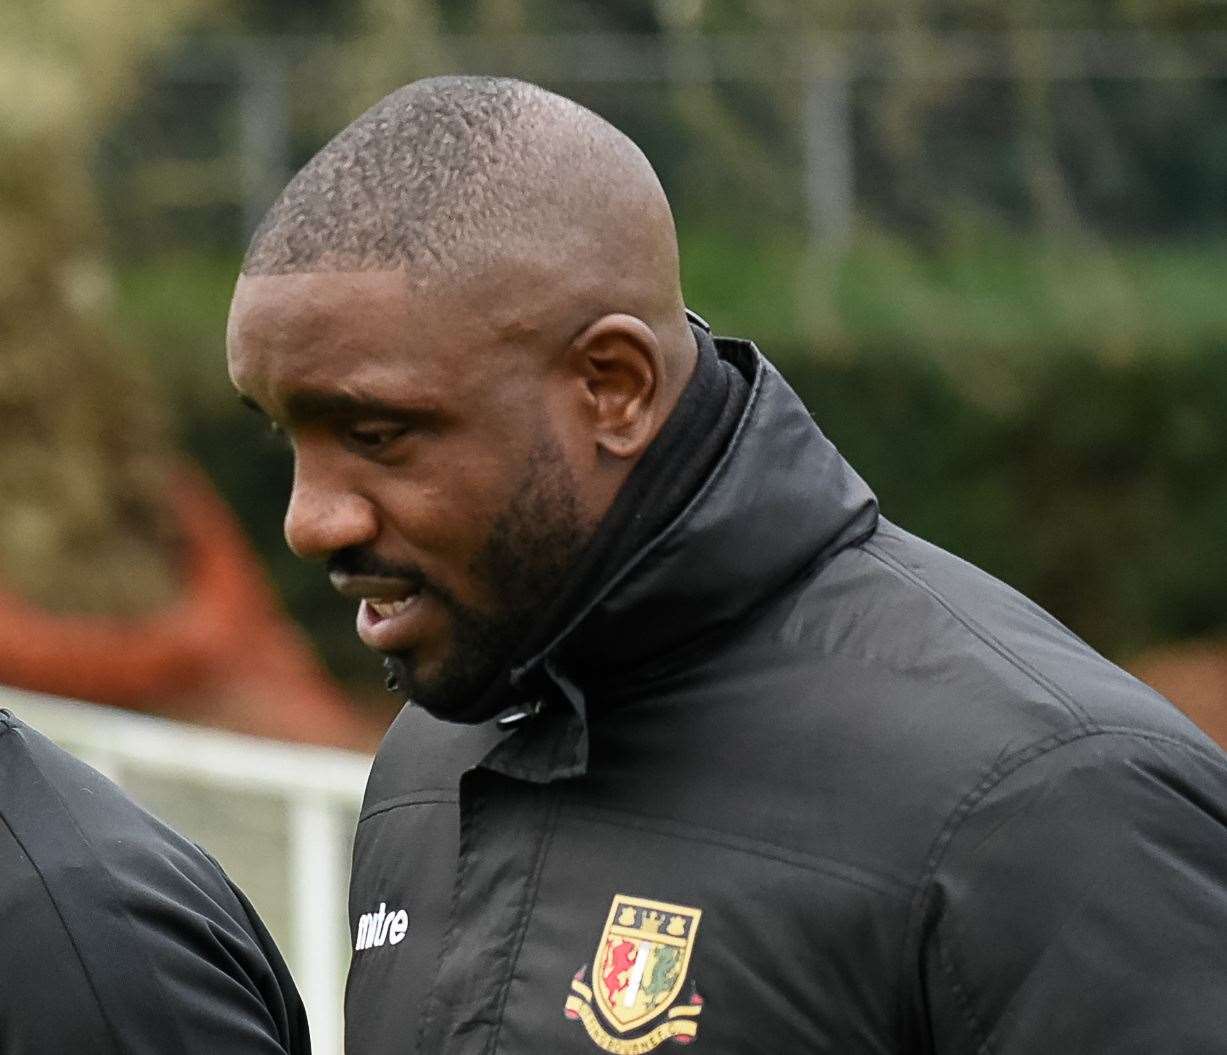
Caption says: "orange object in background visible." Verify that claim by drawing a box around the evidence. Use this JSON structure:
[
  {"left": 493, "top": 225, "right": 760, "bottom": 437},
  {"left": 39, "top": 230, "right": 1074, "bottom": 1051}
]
[
  {"left": 1131, "top": 640, "right": 1227, "bottom": 752},
  {"left": 0, "top": 465, "right": 380, "bottom": 751}
]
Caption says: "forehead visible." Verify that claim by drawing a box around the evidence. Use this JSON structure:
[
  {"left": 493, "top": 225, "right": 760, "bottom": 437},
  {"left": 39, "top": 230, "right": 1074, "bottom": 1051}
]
[{"left": 226, "top": 270, "right": 510, "bottom": 412}]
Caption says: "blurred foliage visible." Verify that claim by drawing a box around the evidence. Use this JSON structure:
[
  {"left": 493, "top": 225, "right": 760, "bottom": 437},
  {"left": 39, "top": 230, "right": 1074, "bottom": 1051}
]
[
  {"left": 20, "top": 0, "right": 1227, "bottom": 683},
  {"left": 684, "top": 225, "right": 1227, "bottom": 368},
  {"left": 0, "top": 0, "right": 210, "bottom": 615}
]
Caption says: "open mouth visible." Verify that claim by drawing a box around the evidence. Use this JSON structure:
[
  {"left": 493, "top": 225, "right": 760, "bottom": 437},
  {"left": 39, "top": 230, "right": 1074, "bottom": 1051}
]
[
  {"left": 366, "top": 595, "right": 418, "bottom": 620},
  {"left": 354, "top": 592, "right": 428, "bottom": 652},
  {"left": 329, "top": 570, "right": 427, "bottom": 648}
]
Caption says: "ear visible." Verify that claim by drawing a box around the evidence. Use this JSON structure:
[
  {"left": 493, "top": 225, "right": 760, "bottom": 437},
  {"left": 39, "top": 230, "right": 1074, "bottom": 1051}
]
[{"left": 567, "top": 314, "right": 664, "bottom": 461}]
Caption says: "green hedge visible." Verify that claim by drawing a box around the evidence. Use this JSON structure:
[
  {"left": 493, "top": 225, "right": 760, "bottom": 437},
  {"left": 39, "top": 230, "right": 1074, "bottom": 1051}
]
[{"left": 779, "top": 345, "right": 1227, "bottom": 658}]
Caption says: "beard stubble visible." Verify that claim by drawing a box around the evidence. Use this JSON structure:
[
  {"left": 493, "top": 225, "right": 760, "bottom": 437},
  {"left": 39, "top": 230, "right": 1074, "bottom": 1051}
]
[{"left": 382, "top": 435, "right": 595, "bottom": 720}]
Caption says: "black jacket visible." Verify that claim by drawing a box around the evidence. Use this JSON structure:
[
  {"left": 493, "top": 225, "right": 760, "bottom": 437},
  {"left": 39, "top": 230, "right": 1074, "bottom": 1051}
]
[
  {"left": 0, "top": 711, "right": 310, "bottom": 1054},
  {"left": 346, "top": 337, "right": 1227, "bottom": 1054}
]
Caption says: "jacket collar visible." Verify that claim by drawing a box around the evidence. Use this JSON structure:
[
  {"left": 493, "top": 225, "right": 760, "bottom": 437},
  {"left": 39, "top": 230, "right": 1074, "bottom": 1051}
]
[{"left": 482, "top": 337, "right": 880, "bottom": 783}]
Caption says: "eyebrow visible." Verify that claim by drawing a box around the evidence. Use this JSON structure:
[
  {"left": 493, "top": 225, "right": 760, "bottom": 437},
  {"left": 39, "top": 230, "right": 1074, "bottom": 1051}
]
[{"left": 238, "top": 391, "right": 441, "bottom": 425}]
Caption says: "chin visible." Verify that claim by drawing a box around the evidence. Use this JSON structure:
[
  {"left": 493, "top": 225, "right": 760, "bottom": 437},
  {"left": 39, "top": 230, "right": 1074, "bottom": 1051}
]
[{"left": 382, "top": 649, "right": 498, "bottom": 723}]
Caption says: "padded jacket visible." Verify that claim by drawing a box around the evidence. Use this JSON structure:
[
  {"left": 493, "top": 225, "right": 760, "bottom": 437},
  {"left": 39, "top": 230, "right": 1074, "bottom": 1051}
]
[
  {"left": 346, "top": 336, "right": 1227, "bottom": 1054},
  {"left": 0, "top": 710, "right": 310, "bottom": 1054}
]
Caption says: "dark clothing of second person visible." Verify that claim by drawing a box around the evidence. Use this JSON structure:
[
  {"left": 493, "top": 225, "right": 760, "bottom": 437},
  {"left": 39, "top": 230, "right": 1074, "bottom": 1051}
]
[
  {"left": 347, "top": 326, "right": 1227, "bottom": 1053},
  {"left": 0, "top": 711, "right": 310, "bottom": 1054}
]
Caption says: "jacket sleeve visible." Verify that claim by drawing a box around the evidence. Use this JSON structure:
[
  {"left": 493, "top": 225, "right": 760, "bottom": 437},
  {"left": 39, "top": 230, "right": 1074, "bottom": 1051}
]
[
  {"left": 0, "top": 718, "right": 311, "bottom": 1055},
  {"left": 0, "top": 831, "right": 308, "bottom": 1055},
  {"left": 921, "top": 729, "right": 1227, "bottom": 1053},
  {"left": 0, "top": 819, "right": 122, "bottom": 1053}
]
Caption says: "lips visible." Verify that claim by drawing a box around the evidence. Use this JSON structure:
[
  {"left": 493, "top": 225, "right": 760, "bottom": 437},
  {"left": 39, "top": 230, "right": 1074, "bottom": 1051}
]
[
  {"left": 356, "top": 594, "right": 428, "bottom": 652},
  {"left": 329, "top": 570, "right": 430, "bottom": 652}
]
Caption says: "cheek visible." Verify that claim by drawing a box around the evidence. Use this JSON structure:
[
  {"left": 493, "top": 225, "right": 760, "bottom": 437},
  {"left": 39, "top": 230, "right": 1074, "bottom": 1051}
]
[
  {"left": 541, "top": 374, "right": 591, "bottom": 453},
  {"left": 539, "top": 377, "right": 619, "bottom": 525},
  {"left": 380, "top": 477, "right": 497, "bottom": 550},
  {"left": 372, "top": 462, "right": 517, "bottom": 596}
]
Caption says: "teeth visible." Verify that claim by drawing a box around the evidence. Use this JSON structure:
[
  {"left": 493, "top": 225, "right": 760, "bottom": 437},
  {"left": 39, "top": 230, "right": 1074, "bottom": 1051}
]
[{"left": 368, "top": 597, "right": 414, "bottom": 619}]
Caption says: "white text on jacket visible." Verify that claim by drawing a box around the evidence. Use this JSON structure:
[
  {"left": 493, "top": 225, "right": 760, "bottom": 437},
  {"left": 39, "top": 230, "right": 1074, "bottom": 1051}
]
[{"left": 355, "top": 903, "right": 408, "bottom": 951}]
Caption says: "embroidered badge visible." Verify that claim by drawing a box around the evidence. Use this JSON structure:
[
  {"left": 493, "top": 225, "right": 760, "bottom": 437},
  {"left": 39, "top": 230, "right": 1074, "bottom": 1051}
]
[{"left": 564, "top": 894, "right": 704, "bottom": 1052}]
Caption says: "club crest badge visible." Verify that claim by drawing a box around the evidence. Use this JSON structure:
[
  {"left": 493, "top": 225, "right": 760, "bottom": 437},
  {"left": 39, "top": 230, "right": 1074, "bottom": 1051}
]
[{"left": 564, "top": 894, "right": 704, "bottom": 1052}]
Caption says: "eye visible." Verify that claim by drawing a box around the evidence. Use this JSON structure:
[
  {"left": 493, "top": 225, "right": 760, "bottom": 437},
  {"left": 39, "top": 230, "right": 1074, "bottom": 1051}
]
[{"left": 345, "top": 424, "right": 408, "bottom": 453}]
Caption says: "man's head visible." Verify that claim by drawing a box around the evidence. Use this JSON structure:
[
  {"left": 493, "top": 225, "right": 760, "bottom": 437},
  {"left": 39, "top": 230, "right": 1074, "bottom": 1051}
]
[{"left": 226, "top": 77, "right": 696, "bottom": 719}]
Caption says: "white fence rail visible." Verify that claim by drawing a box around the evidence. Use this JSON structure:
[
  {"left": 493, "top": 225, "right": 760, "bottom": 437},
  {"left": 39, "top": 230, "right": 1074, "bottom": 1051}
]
[{"left": 0, "top": 685, "right": 372, "bottom": 1055}]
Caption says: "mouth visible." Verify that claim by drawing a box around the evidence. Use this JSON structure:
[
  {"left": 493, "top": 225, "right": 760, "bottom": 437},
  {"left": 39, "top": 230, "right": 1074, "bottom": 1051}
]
[
  {"left": 365, "top": 596, "right": 417, "bottom": 620},
  {"left": 330, "top": 571, "right": 428, "bottom": 652}
]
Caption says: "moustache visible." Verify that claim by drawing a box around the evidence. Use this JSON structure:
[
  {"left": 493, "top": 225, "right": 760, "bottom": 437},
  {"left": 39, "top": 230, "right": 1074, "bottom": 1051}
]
[{"left": 325, "top": 547, "right": 430, "bottom": 592}]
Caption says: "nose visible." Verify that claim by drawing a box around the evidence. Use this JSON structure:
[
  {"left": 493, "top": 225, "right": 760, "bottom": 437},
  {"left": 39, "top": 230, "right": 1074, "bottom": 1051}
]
[{"left": 283, "top": 459, "right": 378, "bottom": 560}]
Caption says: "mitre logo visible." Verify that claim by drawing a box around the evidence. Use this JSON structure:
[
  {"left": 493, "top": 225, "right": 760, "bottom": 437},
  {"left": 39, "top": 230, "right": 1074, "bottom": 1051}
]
[
  {"left": 564, "top": 894, "right": 704, "bottom": 1052},
  {"left": 353, "top": 901, "right": 408, "bottom": 952}
]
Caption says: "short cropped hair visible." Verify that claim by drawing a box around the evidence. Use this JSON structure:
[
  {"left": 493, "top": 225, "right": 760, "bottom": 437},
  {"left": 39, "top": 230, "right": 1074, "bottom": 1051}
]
[{"left": 242, "top": 76, "right": 608, "bottom": 277}]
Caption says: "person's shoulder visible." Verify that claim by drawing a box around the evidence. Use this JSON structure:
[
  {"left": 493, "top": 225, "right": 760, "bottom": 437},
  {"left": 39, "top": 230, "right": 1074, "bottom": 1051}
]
[
  {"left": 704, "top": 517, "right": 1224, "bottom": 872},
  {"left": 0, "top": 708, "right": 248, "bottom": 942},
  {"left": 0, "top": 712, "right": 309, "bottom": 1053},
  {"left": 0, "top": 711, "right": 215, "bottom": 887},
  {"left": 796, "top": 518, "right": 1201, "bottom": 743},
  {"left": 915, "top": 710, "right": 1227, "bottom": 1049},
  {"left": 0, "top": 715, "right": 125, "bottom": 1048}
]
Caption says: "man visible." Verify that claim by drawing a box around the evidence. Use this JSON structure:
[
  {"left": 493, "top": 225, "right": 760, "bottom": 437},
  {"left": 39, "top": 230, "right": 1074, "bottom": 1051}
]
[
  {"left": 0, "top": 710, "right": 310, "bottom": 1051},
  {"left": 227, "top": 77, "right": 1227, "bottom": 1053}
]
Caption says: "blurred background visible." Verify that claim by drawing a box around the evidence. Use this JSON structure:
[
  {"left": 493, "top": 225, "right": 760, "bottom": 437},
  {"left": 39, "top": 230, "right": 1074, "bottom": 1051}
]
[{"left": 6, "top": 0, "right": 1227, "bottom": 1049}]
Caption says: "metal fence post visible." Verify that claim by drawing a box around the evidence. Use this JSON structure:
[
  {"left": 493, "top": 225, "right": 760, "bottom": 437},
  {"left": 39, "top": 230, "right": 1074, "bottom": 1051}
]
[
  {"left": 237, "top": 41, "right": 291, "bottom": 243},
  {"left": 289, "top": 792, "right": 348, "bottom": 1054},
  {"left": 803, "top": 69, "right": 854, "bottom": 252}
]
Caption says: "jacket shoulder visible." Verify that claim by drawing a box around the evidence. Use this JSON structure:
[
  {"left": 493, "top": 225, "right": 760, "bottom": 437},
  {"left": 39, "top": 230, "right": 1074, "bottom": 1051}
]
[
  {"left": 805, "top": 519, "right": 1210, "bottom": 748},
  {"left": 0, "top": 780, "right": 118, "bottom": 1051},
  {"left": 0, "top": 714, "right": 308, "bottom": 1054},
  {"left": 918, "top": 726, "right": 1227, "bottom": 1050},
  {"left": 612, "top": 519, "right": 1223, "bottom": 888}
]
